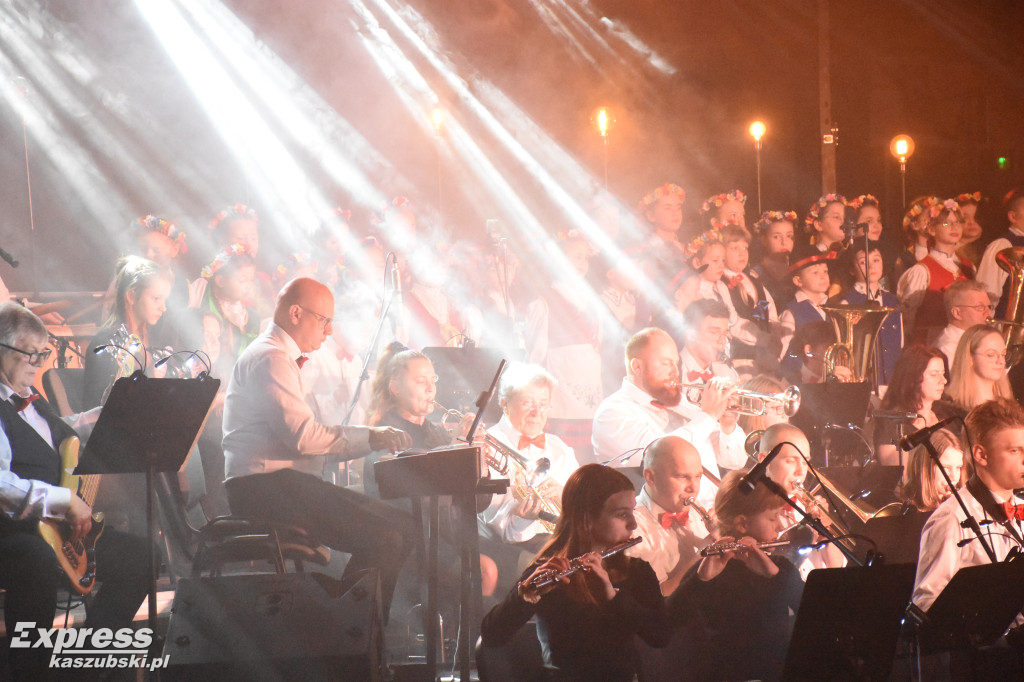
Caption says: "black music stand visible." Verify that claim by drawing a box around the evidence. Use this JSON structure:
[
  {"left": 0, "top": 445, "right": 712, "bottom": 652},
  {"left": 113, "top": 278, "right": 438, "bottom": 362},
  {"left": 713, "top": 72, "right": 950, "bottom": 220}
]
[
  {"left": 424, "top": 346, "right": 523, "bottom": 425},
  {"left": 916, "top": 554, "right": 1024, "bottom": 655},
  {"left": 782, "top": 563, "right": 916, "bottom": 681},
  {"left": 819, "top": 465, "right": 904, "bottom": 510},
  {"left": 791, "top": 381, "right": 871, "bottom": 466},
  {"left": 77, "top": 375, "right": 219, "bottom": 641}
]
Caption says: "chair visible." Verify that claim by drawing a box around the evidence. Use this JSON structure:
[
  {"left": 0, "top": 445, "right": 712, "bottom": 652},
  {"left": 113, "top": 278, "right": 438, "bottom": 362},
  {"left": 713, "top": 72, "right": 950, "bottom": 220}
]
[{"left": 41, "top": 368, "right": 86, "bottom": 417}]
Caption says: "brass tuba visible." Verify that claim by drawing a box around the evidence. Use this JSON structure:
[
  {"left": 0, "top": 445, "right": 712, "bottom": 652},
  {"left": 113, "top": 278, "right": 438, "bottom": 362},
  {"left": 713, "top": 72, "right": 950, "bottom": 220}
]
[
  {"left": 820, "top": 303, "right": 895, "bottom": 385},
  {"left": 988, "top": 246, "right": 1024, "bottom": 367}
]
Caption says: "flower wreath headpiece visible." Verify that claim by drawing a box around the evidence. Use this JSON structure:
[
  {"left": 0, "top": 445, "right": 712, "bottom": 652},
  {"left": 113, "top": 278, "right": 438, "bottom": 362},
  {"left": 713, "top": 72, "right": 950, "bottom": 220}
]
[
  {"left": 926, "top": 198, "right": 962, "bottom": 220},
  {"left": 370, "top": 196, "right": 415, "bottom": 226},
  {"left": 848, "top": 194, "right": 879, "bottom": 212},
  {"left": 210, "top": 204, "right": 258, "bottom": 231},
  {"left": 334, "top": 207, "right": 353, "bottom": 221},
  {"left": 637, "top": 183, "right": 686, "bottom": 213},
  {"left": 753, "top": 210, "right": 798, "bottom": 234},
  {"left": 955, "top": 192, "right": 982, "bottom": 206},
  {"left": 276, "top": 252, "right": 318, "bottom": 278},
  {"left": 804, "top": 194, "right": 847, "bottom": 231},
  {"left": 132, "top": 215, "right": 187, "bottom": 253},
  {"left": 201, "top": 243, "right": 253, "bottom": 279},
  {"left": 683, "top": 224, "right": 724, "bottom": 259},
  {"left": 699, "top": 190, "right": 747, "bottom": 216},
  {"left": 901, "top": 197, "right": 941, "bottom": 230}
]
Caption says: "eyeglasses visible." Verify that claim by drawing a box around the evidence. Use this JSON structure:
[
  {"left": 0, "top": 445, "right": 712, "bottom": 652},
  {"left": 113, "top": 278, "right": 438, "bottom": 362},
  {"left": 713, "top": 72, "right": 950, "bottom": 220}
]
[
  {"left": 0, "top": 342, "right": 52, "bottom": 365},
  {"left": 298, "top": 305, "right": 333, "bottom": 331},
  {"left": 514, "top": 399, "right": 551, "bottom": 412},
  {"left": 954, "top": 303, "right": 994, "bottom": 313},
  {"left": 973, "top": 350, "right": 1007, "bottom": 363}
]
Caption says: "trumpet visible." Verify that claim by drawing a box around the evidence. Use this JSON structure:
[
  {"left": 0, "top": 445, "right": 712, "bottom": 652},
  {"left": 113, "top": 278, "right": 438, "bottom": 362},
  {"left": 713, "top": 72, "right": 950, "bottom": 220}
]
[
  {"left": 676, "top": 382, "right": 801, "bottom": 417},
  {"left": 700, "top": 539, "right": 789, "bottom": 557},
  {"left": 529, "top": 537, "right": 643, "bottom": 589},
  {"left": 483, "top": 431, "right": 562, "bottom": 532}
]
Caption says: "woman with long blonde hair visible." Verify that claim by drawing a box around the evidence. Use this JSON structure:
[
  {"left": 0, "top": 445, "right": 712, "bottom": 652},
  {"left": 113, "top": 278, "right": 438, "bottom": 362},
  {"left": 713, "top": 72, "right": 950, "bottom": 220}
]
[{"left": 946, "top": 324, "right": 1013, "bottom": 412}]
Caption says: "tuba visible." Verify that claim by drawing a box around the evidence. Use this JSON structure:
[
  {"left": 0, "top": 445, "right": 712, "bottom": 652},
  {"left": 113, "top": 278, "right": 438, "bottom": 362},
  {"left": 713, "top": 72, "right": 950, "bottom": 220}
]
[
  {"left": 988, "top": 246, "right": 1024, "bottom": 367},
  {"left": 820, "top": 303, "right": 895, "bottom": 385}
]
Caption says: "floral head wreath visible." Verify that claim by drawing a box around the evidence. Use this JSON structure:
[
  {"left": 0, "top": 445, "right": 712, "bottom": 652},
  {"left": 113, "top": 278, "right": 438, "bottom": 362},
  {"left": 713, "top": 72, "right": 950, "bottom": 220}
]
[
  {"left": 333, "top": 207, "right": 352, "bottom": 221},
  {"left": 699, "top": 190, "right": 747, "bottom": 217},
  {"left": 955, "top": 191, "right": 982, "bottom": 206},
  {"left": 209, "top": 204, "right": 258, "bottom": 231},
  {"left": 132, "top": 215, "right": 187, "bottom": 254},
  {"left": 804, "top": 193, "right": 847, "bottom": 231},
  {"left": 848, "top": 194, "right": 879, "bottom": 212},
  {"left": 201, "top": 243, "right": 253, "bottom": 279},
  {"left": 276, "top": 252, "right": 318, "bottom": 278},
  {"left": 753, "top": 210, "right": 798, "bottom": 234},
  {"left": 926, "top": 198, "right": 962, "bottom": 220},
  {"left": 901, "top": 197, "right": 941, "bottom": 230},
  {"left": 370, "top": 196, "right": 415, "bottom": 226},
  {"left": 637, "top": 183, "right": 686, "bottom": 213},
  {"left": 683, "top": 224, "right": 724, "bottom": 259}
]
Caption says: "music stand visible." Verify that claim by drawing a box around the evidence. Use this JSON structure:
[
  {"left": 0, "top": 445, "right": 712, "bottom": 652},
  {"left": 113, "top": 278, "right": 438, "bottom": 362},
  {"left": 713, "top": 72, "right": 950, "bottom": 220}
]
[
  {"left": 916, "top": 554, "right": 1024, "bottom": 654},
  {"left": 77, "top": 374, "right": 219, "bottom": 639},
  {"left": 424, "top": 346, "right": 524, "bottom": 425},
  {"left": 782, "top": 563, "right": 916, "bottom": 681},
  {"left": 791, "top": 381, "right": 872, "bottom": 466},
  {"left": 819, "top": 465, "right": 904, "bottom": 510}
]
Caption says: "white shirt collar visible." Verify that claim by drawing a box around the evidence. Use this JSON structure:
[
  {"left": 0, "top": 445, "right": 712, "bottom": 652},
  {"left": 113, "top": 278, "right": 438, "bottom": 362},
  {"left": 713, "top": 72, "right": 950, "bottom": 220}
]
[{"left": 267, "top": 322, "right": 303, "bottom": 362}]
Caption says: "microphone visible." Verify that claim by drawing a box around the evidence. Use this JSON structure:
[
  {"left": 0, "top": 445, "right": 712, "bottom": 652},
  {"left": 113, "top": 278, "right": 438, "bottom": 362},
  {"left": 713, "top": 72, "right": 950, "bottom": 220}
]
[
  {"left": 898, "top": 417, "right": 959, "bottom": 452},
  {"left": 391, "top": 259, "right": 404, "bottom": 328},
  {"left": 740, "top": 442, "right": 785, "bottom": 493},
  {"left": 0, "top": 246, "right": 18, "bottom": 268}
]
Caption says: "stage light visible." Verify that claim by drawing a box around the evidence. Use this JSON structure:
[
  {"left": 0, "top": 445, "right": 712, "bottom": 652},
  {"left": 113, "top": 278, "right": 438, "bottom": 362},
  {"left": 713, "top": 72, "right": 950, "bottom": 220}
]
[
  {"left": 431, "top": 107, "right": 445, "bottom": 133},
  {"left": 749, "top": 120, "right": 766, "bottom": 144},
  {"left": 749, "top": 120, "right": 766, "bottom": 213},
  {"left": 889, "top": 134, "right": 915, "bottom": 209},
  {"left": 593, "top": 107, "right": 613, "bottom": 138}
]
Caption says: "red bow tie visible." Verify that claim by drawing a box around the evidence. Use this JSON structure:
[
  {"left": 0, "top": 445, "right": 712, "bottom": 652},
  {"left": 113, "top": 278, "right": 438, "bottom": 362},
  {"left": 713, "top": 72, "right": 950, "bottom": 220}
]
[
  {"left": 1002, "top": 500, "right": 1024, "bottom": 521},
  {"left": 518, "top": 433, "right": 546, "bottom": 450},
  {"left": 687, "top": 370, "right": 713, "bottom": 383},
  {"left": 726, "top": 273, "right": 744, "bottom": 289},
  {"left": 660, "top": 509, "right": 689, "bottom": 529},
  {"left": 296, "top": 356, "right": 308, "bottom": 369},
  {"left": 10, "top": 394, "right": 38, "bottom": 412}
]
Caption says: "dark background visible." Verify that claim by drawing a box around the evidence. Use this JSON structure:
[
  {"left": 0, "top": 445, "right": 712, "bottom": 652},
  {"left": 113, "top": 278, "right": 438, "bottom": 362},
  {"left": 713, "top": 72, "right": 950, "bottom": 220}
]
[{"left": 2, "top": 0, "right": 1022, "bottom": 293}]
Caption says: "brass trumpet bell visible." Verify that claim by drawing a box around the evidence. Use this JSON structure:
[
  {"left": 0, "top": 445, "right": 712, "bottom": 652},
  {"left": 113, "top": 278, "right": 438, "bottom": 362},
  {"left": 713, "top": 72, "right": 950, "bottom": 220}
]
[{"left": 820, "top": 303, "right": 895, "bottom": 385}]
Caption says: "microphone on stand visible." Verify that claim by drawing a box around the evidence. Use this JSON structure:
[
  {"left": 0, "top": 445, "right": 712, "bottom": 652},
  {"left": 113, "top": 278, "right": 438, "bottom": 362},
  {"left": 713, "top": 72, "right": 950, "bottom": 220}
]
[
  {"left": 898, "top": 417, "right": 959, "bottom": 452},
  {"left": 0, "top": 246, "right": 18, "bottom": 268},
  {"left": 391, "top": 260, "right": 404, "bottom": 330},
  {"left": 740, "top": 442, "right": 785, "bottom": 493}
]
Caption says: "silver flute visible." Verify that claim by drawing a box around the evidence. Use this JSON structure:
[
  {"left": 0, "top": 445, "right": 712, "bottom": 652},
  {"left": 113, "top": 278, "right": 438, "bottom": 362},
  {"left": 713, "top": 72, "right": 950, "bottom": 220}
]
[
  {"left": 529, "top": 537, "right": 643, "bottom": 589},
  {"left": 700, "top": 539, "right": 789, "bottom": 557}
]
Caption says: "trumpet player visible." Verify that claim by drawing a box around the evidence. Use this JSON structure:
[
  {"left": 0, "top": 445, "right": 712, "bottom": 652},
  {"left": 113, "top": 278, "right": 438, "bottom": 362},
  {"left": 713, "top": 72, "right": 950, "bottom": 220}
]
[
  {"left": 629, "top": 436, "right": 714, "bottom": 596},
  {"left": 479, "top": 363, "right": 577, "bottom": 552},
  {"left": 592, "top": 327, "right": 734, "bottom": 508}
]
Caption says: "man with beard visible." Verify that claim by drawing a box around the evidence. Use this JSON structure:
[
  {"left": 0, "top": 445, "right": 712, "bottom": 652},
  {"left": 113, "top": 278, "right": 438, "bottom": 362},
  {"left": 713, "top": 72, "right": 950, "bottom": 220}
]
[{"left": 592, "top": 327, "right": 732, "bottom": 507}]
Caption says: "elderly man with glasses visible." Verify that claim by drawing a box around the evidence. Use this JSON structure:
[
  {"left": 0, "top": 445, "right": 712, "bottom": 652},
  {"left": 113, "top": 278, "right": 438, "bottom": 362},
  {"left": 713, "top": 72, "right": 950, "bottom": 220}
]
[
  {"left": 933, "top": 279, "right": 996, "bottom": 367},
  {"left": 0, "top": 302, "right": 148, "bottom": 680}
]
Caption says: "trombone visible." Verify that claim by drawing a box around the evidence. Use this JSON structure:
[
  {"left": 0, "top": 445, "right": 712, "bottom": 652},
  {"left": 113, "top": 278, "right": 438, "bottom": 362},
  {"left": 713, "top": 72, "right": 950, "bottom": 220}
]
[{"left": 678, "top": 382, "right": 802, "bottom": 417}]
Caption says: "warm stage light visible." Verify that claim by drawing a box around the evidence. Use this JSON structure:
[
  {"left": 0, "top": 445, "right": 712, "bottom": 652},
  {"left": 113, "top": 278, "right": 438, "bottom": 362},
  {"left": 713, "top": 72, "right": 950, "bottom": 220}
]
[
  {"left": 431, "top": 107, "right": 444, "bottom": 132},
  {"left": 592, "top": 107, "right": 613, "bottom": 137},
  {"left": 749, "top": 120, "right": 766, "bottom": 143},
  {"left": 889, "top": 134, "right": 915, "bottom": 163}
]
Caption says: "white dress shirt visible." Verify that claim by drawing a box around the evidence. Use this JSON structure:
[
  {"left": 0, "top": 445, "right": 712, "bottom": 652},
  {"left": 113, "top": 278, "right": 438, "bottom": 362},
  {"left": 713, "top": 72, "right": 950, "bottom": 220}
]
[
  {"left": 628, "top": 485, "right": 711, "bottom": 584},
  {"left": 912, "top": 485, "right": 1021, "bottom": 611},
  {"left": 478, "top": 416, "right": 578, "bottom": 544},
  {"left": 223, "top": 323, "right": 371, "bottom": 480},
  {"left": 976, "top": 228, "right": 1024, "bottom": 300},
  {"left": 591, "top": 377, "right": 721, "bottom": 507},
  {"left": 0, "top": 384, "right": 100, "bottom": 521}
]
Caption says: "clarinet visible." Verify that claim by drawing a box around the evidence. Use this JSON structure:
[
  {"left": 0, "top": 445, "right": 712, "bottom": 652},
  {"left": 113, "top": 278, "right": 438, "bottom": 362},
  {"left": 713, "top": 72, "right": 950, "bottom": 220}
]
[{"left": 529, "top": 537, "right": 643, "bottom": 589}]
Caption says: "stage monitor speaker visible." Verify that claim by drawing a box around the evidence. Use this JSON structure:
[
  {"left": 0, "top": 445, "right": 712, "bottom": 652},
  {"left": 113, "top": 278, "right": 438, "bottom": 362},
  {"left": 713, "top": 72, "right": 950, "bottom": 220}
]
[{"left": 163, "top": 570, "right": 383, "bottom": 681}]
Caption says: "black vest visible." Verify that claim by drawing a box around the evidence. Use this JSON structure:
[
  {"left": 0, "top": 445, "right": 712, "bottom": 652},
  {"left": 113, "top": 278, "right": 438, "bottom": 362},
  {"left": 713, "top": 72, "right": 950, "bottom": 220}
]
[{"left": 0, "top": 394, "right": 76, "bottom": 487}]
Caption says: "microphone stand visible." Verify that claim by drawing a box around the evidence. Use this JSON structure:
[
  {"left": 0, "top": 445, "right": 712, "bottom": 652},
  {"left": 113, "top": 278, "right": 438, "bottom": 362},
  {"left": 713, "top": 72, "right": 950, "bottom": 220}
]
[
  {"left": 761, "top": 476, "right": 864, "bottom": 567},
  {"left": 921, "top": 434, "right": 998, "bottom": 563},
  {"left": 343, "top": 275, "right": 398, "bottom": 427}
]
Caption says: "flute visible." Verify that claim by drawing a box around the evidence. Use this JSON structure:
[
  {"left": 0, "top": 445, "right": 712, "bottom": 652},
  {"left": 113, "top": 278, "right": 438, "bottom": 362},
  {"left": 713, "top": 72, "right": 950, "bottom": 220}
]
[
  {"left": 529, "top": 537, "right": 643, "bottom": 589},
  {"left": 700, "top": 539, "right": 789, "bottom": 557}
]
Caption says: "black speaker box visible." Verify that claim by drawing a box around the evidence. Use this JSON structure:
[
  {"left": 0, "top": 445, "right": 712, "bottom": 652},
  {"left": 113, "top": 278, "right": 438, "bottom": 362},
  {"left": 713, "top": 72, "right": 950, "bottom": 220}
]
[{"left": 163, "top": 570, "right": 383, "bottom": 681}]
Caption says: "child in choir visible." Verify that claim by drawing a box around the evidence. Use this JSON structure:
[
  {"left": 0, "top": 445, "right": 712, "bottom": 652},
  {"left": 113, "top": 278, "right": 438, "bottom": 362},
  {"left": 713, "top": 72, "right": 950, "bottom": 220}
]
[
  {"left": 946, "top": 324, "right": 1014, "bottom": 412},
  {"left": 273, "top": 252, "right": 318, "bottom": 289},
  {"left": 779, "top": 242, "right": 834, "bottom": 377},
  {"left": 781, "top": 321, "right": 853, "bottom": 385},
  {"left": 635, "top": 182, "right": 689, "bottom": 328},
  {"left": 311, "top": 207, "right": 353, "bottom": 293},
  {"left": 832, "top": 239, "right": 903, "bottom": 387},
  {"left": 700, "top": 190, "right": 747, "bottom": 229},
  {"left": 892, "top": 196, "right": 941, "bottom": 286},
  {"left": 720, "top": 223, "right": 779, "bottom": 373},
  {"left": 899, "top": 428, "right": 965, "bottom": 513},
  {"left": 752, "top": 210, "right": 797, "bottom": 310},
  {"left": 955, "top": 191, "right": 985, "bottom": 267},
  {"left": 688, "top": 237, "right": 730, "bottom": 307},
  {"left": 976, "top": 190, "right": 1024, "bottom": 311},
  {"left": 598, "top": 256, "right": 638, "bottom": 395},
  {"left": 848, "top": 194, "right": 896, "bottom": 289},
  {"left": 480, "top": 464, "right": 669, "bottom": 681},
  {"left": 198, "top": 243, "right": 259, "bottom": 365},
  {"left": 668, "top": 468, "right": 803, "bottom": 682},
  {"left": 206, "top": 203, "right": 275, "bottom": 319},
  {"left": 897, "top": 198, "right": 975, "bottom": 344},
  {"left": 805, "top": 194, "right": 848, "bottom": 254},
  {"left": 129, "top": 214, "right": 190, "bottom": 311},
  {"left": 462, "top": 248, "right": 525, "bottom": 354}
]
